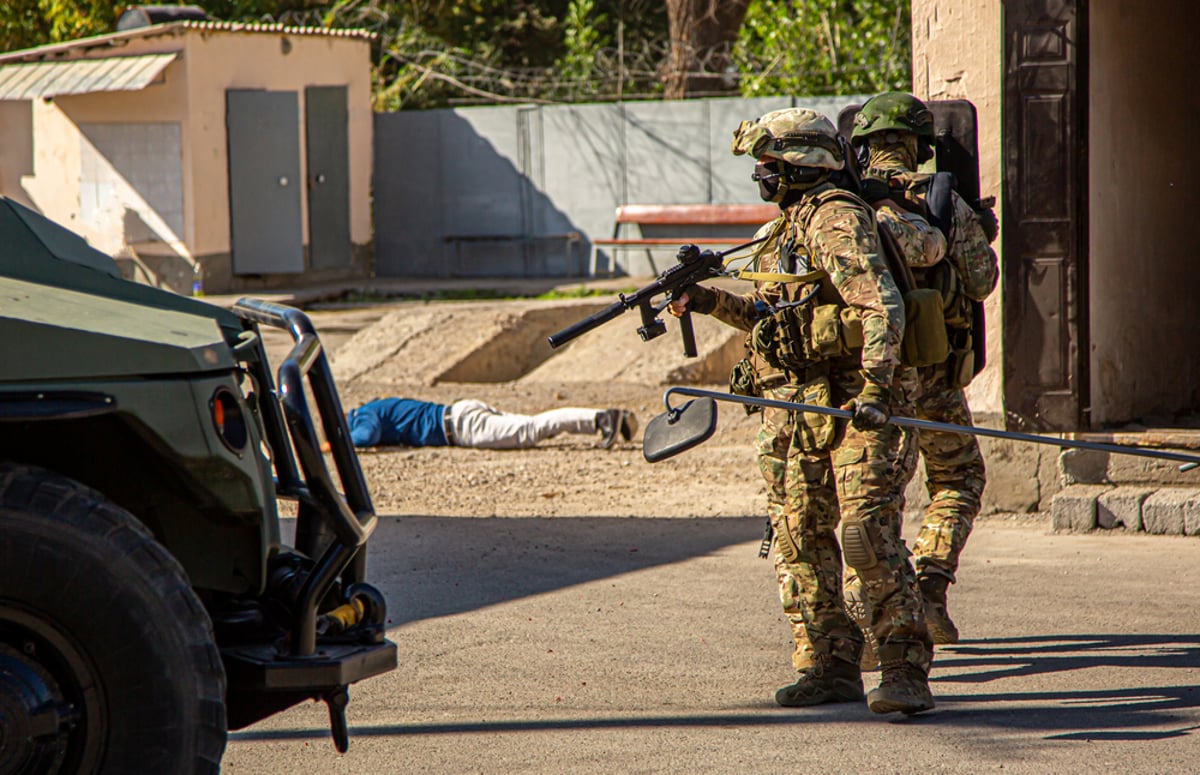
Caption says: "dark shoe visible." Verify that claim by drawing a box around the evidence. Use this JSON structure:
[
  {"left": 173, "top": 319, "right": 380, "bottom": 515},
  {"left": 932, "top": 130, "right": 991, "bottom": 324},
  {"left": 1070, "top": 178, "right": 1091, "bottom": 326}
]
[
  {"left": 597, "top": 409, "right": 621, "bottom": 449},
  {"left": 843, "top": 580, "right": 880, "bottom": 671},
  {"left": 867, "top": 662, "right": 934, "bottom": 715},
  {"left": 918, "top": 574, "right": 960, "bottom": 645},
  {"left": 619, "top": 410, "right": 638, "bottom": 442},
  {"left": 774, "top": 656, "right": 864, "bottom": 707}
]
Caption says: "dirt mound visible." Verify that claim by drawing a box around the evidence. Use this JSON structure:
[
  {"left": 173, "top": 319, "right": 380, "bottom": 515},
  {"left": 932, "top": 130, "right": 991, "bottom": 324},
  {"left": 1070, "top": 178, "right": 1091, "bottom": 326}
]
[
  {"left": 330, "top": 297, "right": 744, "bottom": 388},
  {"left": 522, "top": 311, "right": 743, "bottom": 385}
]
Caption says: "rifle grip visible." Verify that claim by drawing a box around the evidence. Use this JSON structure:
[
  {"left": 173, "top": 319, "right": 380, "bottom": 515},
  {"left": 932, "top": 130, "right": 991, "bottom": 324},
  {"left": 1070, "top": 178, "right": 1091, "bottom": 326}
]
[{"left": 679, "top": 310, "right": 697, "bottom": 358}]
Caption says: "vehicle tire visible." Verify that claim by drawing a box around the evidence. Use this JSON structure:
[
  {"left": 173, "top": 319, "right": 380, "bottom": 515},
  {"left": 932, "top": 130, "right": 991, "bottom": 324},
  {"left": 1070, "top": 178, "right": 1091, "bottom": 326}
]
[{"left": 0, "top": 463, "right": 227, "bottom": 774}]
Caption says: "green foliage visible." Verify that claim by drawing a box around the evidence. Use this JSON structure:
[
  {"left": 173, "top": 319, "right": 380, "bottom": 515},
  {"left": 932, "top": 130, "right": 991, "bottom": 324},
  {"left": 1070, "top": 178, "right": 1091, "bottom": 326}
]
[
  {"left": 553, "top": 0, "right": 609, "bottom": 100},
  {"left": 0, "top": 0, "right": 910, "bottom": 107},
  {"left": 535, "top": 284, "right": 633, "bottom": 300},
  {"left": 0, "top": 1, "right": 116, "bottom": 52},
  {"left": 733, "top": 0, "right": 911, "bottom": 97}
]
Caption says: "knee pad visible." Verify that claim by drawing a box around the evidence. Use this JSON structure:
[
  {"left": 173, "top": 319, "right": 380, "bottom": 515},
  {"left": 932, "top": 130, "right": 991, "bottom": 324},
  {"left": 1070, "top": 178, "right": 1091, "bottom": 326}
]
[
  {"left": 840, "top": 519, "right": 878, "bottom": 571},
  {"left": 774, "top": 515, "right": 801, "bottom": 563}
]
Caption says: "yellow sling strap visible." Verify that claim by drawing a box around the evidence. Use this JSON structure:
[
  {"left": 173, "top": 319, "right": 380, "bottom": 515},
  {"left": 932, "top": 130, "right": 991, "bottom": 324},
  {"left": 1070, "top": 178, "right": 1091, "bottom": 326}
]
[
  {"left": 723, "top": 214, "right": 828, "bottom": 284},
  {"left": 734, "top": 268, "right": 828, "bottom": 284}
]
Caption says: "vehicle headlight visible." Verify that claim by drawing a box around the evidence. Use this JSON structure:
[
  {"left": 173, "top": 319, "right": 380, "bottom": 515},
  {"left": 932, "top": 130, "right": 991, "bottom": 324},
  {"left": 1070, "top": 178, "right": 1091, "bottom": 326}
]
[{"left": 210, "top": 386, "right": 249, "bottom": 454}]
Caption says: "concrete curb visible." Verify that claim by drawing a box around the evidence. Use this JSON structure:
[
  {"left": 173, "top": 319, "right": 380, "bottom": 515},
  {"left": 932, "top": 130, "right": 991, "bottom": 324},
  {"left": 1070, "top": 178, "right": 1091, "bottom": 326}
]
[{"left": 1052, "top": 483, "right": 1200, "bottom": 535}]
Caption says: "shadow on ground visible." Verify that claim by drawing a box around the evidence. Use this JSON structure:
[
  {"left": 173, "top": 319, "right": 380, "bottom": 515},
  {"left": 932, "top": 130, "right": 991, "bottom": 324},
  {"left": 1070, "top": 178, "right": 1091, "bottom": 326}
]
[
  {"left": 358, "top": 515, "right": 762, "bottom": 625},
  {"left": 249, "top": 517, "right": 1200, "bottom": 745}
]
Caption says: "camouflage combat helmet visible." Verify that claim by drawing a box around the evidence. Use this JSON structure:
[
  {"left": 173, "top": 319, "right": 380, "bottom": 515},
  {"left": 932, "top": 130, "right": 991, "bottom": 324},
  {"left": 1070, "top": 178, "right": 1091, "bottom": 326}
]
[
  {"left": 851, "top": 92, "right": 934, "bottom": 143},
  {"left": 731, "top": 108, "right": 844, "bottom": 171}
]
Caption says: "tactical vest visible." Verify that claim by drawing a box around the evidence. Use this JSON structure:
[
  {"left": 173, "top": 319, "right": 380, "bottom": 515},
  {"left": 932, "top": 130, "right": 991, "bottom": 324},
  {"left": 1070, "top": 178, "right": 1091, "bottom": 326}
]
[
  {"left": 748, "top": 186, "right": 948, "bottom": 372},
  {"left": 740, "top": 188, "right": 869, "bottom": 379},
  {"left": 873, "top": 168, "right": 976, "bottom": 332},
  {"left": 876, "top": 168, "right": 982, "bottom": 385}
]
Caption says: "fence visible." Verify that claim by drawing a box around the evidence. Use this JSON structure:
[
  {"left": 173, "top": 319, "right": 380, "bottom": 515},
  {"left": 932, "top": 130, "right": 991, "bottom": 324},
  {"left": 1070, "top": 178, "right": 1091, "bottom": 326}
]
[{"left": 373, "top": 94, "right": 865, "bottom": 278}]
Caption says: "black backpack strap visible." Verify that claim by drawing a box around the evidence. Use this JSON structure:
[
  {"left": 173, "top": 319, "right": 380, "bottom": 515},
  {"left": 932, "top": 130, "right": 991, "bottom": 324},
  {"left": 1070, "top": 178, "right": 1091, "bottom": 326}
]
[{"left": 926, "top": 171, "right": 957, "bottom": 244}]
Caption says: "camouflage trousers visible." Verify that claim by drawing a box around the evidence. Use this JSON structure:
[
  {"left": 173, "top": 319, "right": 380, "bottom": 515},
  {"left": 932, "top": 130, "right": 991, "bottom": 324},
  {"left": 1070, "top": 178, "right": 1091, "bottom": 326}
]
[
  {"left": 758, "top": 376, "right": 932, "bottom": 673},
  {"left": 901, "top": 363, "right": 987, "bottom": 581}
]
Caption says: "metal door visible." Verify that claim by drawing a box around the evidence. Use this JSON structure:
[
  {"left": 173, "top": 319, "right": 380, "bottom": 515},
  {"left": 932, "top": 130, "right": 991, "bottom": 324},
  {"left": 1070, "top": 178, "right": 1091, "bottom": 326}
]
[
  {"left": 1002, "top": 0, "right": 1088, "bottom": 431},
  {"left": 305, "top": 86, "right": 351, "bottom": 270},
  {"left": 226, "top": 89, "right": 304, "bottom": 274}
]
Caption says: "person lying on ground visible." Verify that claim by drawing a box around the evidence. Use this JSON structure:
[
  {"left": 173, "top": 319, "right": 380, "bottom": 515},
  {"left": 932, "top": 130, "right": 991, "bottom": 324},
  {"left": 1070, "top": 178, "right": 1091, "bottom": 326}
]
[{"left": 330, "top": 396, "right": 637, "bottom": 451}]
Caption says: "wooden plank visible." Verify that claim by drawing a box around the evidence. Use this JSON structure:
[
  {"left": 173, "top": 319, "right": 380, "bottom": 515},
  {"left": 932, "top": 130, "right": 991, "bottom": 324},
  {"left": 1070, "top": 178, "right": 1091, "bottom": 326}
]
[
  {"left": 614, "top": 203, "right": 777, "bottom": 226},
  {"left": 593, "top": 237, "right": 757, "bottom": 246}
]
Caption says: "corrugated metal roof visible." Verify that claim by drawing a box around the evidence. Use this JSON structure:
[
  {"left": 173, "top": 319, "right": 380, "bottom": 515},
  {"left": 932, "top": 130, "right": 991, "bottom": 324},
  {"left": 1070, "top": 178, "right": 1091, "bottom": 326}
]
[
  {"left": 0, "top": 22, "right": 373, "bottom": 67},
  {"left": 0, "top": 53, "right": 176, "bottom": 99},
  {"left": 177, "top": 20, "right": 375, "bottom": 39}
]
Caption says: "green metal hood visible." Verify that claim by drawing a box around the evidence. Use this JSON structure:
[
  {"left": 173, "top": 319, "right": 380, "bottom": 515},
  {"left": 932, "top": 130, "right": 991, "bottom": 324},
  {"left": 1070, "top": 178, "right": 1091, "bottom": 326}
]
[
  {"left": 0, "top": 196, "right": 241, "bottom": 330},
  {"left": 0, "top": 275, "right": 234, "bottom": 380}
]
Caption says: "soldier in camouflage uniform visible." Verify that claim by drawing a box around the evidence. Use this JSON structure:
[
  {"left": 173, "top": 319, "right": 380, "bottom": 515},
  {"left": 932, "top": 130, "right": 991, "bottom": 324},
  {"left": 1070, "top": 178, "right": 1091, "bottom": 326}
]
[
  {"left": 754, "top": 156, "right": 945, "bottom": 675},
  {"left": 844, "top": 92, "right": 1000, "bottom": 647},
  {"left": 670, "top": 108, "right": 934, "bottom": 714}
]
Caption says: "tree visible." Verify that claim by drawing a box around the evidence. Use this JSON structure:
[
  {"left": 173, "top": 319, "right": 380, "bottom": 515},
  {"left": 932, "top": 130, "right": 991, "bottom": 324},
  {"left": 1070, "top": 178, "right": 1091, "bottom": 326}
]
[
  {"left": 663, "top": 0, "right": 751, "bottom": 99},
  {"left": 0, "top": 0, "right": 910, "bottom": 107},
  {"left": 0, "top": 1, "right": 117, "bottom": 52},
  {"left": 733, "top": 0, "right": 911, "bottom": 97}
]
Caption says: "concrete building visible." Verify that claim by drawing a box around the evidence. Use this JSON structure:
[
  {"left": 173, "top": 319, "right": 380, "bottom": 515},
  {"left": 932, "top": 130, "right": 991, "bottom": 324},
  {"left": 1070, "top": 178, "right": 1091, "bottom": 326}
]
[
  {"left": 910, "top": 0, "right": 1200, "bottom": 531},
  {"left": 912, "top": 0, "right": 1200, "bottom": 435},
  {"left": 0, "top": 17, "right": 375, "bottom": 295}
]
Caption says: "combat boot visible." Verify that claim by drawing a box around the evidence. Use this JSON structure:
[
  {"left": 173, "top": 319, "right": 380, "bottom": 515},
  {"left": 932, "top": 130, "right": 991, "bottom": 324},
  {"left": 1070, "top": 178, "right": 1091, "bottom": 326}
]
[
  {"left": 774, "top": 655, "right": 864, "bottom": 707},
  {"left": 867, "top": 661, "right": 934, "bottom": 715},
  {"left": 918, "top": 573, "right": 959, "bottom": 645},
  {"left": 843, "top": 579, "right": 879, "bottom": 671}
]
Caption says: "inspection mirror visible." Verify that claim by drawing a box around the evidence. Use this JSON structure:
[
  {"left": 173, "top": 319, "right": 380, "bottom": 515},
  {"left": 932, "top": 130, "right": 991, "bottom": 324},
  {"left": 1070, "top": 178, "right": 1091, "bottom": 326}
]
[{"left": 642, "top": 397, "right": 718, "bottom": 463}]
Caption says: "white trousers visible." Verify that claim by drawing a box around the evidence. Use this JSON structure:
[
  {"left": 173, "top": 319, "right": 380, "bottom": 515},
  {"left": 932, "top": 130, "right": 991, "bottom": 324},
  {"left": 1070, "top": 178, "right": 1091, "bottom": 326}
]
[{"left": 446, "top": 399, "right": 598, "bottom": 449}]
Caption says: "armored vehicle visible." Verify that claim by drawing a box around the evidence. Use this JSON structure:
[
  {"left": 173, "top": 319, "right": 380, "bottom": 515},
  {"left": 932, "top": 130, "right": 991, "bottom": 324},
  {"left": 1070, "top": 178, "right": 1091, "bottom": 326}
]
[{"left": 0, "top": 198, "right": 396, "bottom": 772}]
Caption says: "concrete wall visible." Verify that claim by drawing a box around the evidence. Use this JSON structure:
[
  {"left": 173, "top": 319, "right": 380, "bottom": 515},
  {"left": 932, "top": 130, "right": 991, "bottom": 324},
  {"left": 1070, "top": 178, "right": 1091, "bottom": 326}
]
[
  {"left": 373, "top": 95, "right": 861, "bottom": 279},
  {"left": 21, "top": 51, "right": 190, "bottom": 259},
  {"left": 910, "top": 0, "right": 1003, "bottom": 417},
  {"left": 1088, "top": 1, "right": 1199, "bottom": 425}
]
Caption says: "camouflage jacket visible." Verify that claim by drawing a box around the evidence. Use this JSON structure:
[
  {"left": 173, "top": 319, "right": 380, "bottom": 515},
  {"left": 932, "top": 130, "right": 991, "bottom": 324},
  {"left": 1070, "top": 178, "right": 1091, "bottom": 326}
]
[
  {"left": 876, "top": 202, "right": 946, "bottom": 269},
  {"left": 707, "top": 183, "right": 905, "bottom": 386},
  {"left": 864, "top": 166, "right": 999, "bottom": 302}
]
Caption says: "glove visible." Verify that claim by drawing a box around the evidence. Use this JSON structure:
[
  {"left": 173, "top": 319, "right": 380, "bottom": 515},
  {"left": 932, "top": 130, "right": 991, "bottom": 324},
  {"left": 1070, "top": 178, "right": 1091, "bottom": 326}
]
[
  {"left": 859, "top": 176, "right": 892, "bottom": 205},
  {"left": 678, "top": 283, "right": 716, "bottom": 314},
  {"left": 841, "top": 380, "right": 891, "bottom": 430},
  {"left": 974, "top": 206, "right": 999, "bottom": 244}
]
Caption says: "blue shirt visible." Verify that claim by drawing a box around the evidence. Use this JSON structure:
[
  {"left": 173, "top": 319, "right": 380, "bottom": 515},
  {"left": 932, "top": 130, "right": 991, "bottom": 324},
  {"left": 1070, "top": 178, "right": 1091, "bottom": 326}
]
[{"left": 346, "top": 398, "right": 449, "bottom": 447}]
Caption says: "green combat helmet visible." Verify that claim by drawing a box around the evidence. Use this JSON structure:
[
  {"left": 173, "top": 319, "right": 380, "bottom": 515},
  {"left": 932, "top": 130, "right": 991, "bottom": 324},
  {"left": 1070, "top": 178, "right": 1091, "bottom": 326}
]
[
  {"left": 731, "top": 107, "right": 844, "bottom": 170},
  {"left": 851, "top": 91, "right": 935, "bottom": 143}
]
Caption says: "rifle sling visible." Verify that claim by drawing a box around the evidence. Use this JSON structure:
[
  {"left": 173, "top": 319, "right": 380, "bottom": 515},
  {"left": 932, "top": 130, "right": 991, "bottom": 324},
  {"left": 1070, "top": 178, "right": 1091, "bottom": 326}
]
[{"left": 734, "top": 268, "right": 828, "bottom": 284}]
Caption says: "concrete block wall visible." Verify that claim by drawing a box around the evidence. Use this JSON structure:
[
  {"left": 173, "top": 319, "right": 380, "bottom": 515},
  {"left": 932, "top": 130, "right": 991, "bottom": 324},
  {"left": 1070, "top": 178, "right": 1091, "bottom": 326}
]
[{"left": 1049, "top": 446, "right": 1200, "bottom": 535}]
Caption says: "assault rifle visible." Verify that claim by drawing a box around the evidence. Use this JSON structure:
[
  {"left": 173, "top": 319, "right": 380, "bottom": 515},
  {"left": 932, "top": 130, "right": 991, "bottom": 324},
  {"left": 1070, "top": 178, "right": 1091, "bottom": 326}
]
[{"left": 547, "top": 237, "right": 765, "bottom": 357}]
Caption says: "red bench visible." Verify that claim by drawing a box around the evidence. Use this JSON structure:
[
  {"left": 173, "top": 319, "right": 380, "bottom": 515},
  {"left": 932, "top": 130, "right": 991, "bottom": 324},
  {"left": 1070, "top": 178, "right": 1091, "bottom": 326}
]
[{"left": 590, "top": 203, "right": 778, "bottom": 275}]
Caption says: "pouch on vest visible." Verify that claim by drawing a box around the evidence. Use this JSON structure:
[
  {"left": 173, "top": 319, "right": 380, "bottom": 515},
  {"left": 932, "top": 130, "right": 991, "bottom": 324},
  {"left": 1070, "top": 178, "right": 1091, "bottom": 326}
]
[
  {"left": 839, "top": 307, "right": 864, "bottom": 350},
  {"left": 925, "top": 259, "right": 972, "bottom": 329},
  {"left": 901, "top": 288, "right": 950, "bottom": 368},
  {"left": 729, "top": 357, "right": 763, "bottom": 414},
  {"left": 751, "top": 316, "right": 782, "bottom": 370},
  {"left": 793, "top": 375, "right": 837, "bottom": 452},
  {"left": 944, "top": 329, "right": 976, "bottom": 389},
  {"left": 809, "top": 304, "right": 844, "bottom": 358},
  {"left": 773, "top": 304, "right": 812, "bottom": 371}
]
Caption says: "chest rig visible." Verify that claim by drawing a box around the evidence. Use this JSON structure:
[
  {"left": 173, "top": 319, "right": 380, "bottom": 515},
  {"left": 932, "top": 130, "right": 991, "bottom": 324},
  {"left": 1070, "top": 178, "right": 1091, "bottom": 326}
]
[{"left": 738, "top": 189, "right": 867, "bottom": 381}]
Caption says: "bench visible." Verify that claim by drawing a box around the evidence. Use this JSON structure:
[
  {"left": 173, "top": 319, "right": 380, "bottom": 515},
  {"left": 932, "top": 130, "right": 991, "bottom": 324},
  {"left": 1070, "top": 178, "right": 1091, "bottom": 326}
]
[
  {"left": 444, "top": 231, "right": 583, "bottom": 275},
  {"left": 590, "top": 203, "right": 779, "bottom": 276}
]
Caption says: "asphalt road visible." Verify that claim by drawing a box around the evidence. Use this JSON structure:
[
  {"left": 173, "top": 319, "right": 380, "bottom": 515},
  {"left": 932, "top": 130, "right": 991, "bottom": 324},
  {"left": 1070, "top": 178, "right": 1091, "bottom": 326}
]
[{"left": 221, "top": 513, "right": 1200, "bottom": 774}]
